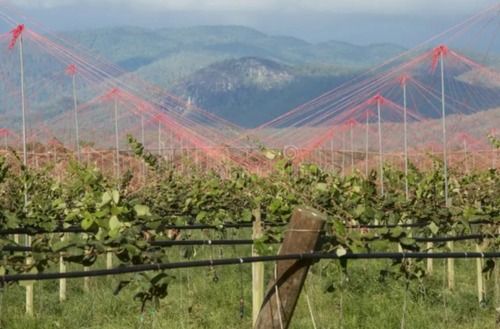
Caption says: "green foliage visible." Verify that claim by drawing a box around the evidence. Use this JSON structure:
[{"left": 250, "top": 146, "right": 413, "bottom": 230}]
[
  {"left": 489, "top": 133, "right": 500, "bottom": 149},
  {"left": 0, "top": 140, "right": 499, "bottom": 310}
]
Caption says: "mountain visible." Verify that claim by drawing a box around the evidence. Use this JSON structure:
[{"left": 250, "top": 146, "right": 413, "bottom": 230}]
[
  {"left": 1, "top": 25, "right": 409, "bottom": 128},
  {"left": 0, "top": 26, "right": 403, "bottom": 127},
  {"left": 64, "top": 26, "right": 407, "bottom": 126},
  {"left": 172, "top": 57, "right": 352, "bottom": 126},
  {"left": 63, "top": 26, "right": 405, "bottom": 87}
]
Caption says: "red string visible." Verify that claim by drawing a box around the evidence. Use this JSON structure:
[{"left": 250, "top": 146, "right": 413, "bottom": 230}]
[
  {"left": 8, "top": 24, "right": 24, "bottom": 49},
  {"left": 65, "top": 64, "right": 77, "bottom": 76},
  {"left": 368, "top": 94, "right": 385, "bottom": 106},
  {"left": 431, "top": 45, "right": 449, "bottom": 73}
]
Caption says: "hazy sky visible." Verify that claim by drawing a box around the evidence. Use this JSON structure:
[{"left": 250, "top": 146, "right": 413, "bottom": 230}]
[
  {"left": 6, "top": 0, "right": 500, "bottom": 46},
  {"left": 13, "top": 0, "right": 497, "bottom": 14}
]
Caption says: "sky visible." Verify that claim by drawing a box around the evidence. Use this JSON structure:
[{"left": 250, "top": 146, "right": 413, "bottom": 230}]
[
  {"left": 5, "top": 0, "right": 500, "bottom": 46},
  {"left": 12, "top": 0, "right": 498, "bottom": 14}
]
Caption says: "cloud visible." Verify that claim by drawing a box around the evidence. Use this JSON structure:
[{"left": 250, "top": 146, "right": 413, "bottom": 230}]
[{"left": 12, "top": 0, "right": 499, "bottom": 15}]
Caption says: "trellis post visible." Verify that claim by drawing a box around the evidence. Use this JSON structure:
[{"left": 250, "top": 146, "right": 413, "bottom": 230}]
[
  {"left": 254, "top": 207, "right": 326, "bottom": 329},
  {"left": 252, "top": 205, "right": 264, "bottom": 327}
]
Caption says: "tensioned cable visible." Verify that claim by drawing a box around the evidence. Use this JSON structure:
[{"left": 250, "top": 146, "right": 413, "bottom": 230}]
[
  {"left": 2, "top": 251, "right": 500, "bottom": 283},
  {"left": 0, "top": 219, "right": 496, "bottom": 235},
  {"left": 2, "top": 233, "right": 498, "bottom": 252}
]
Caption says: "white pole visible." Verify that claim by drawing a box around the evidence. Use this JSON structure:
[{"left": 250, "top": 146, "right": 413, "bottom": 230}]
[
  {"left": 113, "top": 96, "right": 120, "bottom": 179},
  {"left": 492, "top": 143, "right": 496, "bottom": 169},
  {"left": 403, "top": 81, "right": 409, "bottom": 200},
  {"left": 110, "top": 95, "right": 120, "bottom": 270},
  {"left": 377, "top": 98, "right": 384, "bottom": 195},
  {"left": 181, "top": 138, "right": 185, "bottom": 173},
  {"left": 350, "top": 122, "right": 354, "bottom": 173},
  {"left": 330, "top": 139, "right": 334, "bottom": 171},
  {"left": 158, "top": 120, "right": 162, "bottom": 157},
  {"left": 319, "top": 144, "right": 323, "bottom": 168},
  {"left": 341, "top": 130, "right": 345, "bottom": 176},
  {"left": 439, "top": 50, "right": 454, "bottom": 289},
  {"left": 141, "top": 115, "right": 145, "bottom": 182},
  {"left": 19, "top": 33, "right": 34, "bottom": 317},
  {"left": 19, "top": 37, "right": 27, "bottom": 170},
  {"left": 440, "top": 52, "right": 449, "bottom": 207},
  {"left": 462, "top": 139, "right": 468, "bottom": 173},
  {"left": 365, "top": 113, "right": 369, "bottom": 177},
  {"left": 72, "top": 73, "right": 80, "bottom": 161},
  {"left": 59, "top": 234, "right": 67, "bottom": 302},
  {"left": 493, "top": 131, "right": 498, "bottom": 169}
]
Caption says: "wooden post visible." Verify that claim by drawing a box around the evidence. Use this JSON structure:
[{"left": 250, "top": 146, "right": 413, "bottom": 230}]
[
  {"left": 496, "top": 227, "right": 500, "bottom": 303},
  {"left": 476, "top": 244, "right": 485, "bottom": 304},
  {"left": 427, "top": 242, "right": 433, "bottom": 275},
  {"left": 495, "top": 228, "right": 500, "bottom": 317},
  {"left": 106, "top": 251, "right": 113, "bottom": 270},
  {"left": 447, "top": 241, "right": 454, "bottom": 290},
  {"left": 252, "top": 206, "right": 264, "bottom": 327},
  {"left": 83, "top": 266, "right": 90, "bottom": 292},
  {"left": 26, "top": 237, "right": 33, "bottom": 316},
  {"left": 254, "top": 207, "right": 326, "bottom": 329},
  {"left": 59, "top": 234, "right": 67, "bottom": 302}
]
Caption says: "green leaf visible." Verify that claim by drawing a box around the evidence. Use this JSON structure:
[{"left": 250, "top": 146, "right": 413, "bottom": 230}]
[
  {"left": 428, "top": 222, "right": 439, "bottom": 235},
  {"left": 112, "top": 190, "right": 120, "bottom": 204},
  {"left": 353, "top": 205, "right": 365, "bottom": 218},
  {"left": 101, "top": 192, "right": 112, "bottom": 206},
  {"left": 81, "top": 216, "right": 94, "bottom": 231},
  {"left": 399, "top": 237, "right": 416, "bottom": 247},
  {"left": 315, "top": 183, "right": 328, "bottom": 192},
  {"left": 109, "top": 215, "right": 122, "bottom": 231},
  {"left": 51, "top": 241, "right": 73, "bottom": 253},
  {"left": 336, "top": 246, "right": 347, "bottom": 257},
  {"left": 109, "top": 228, "right": 121, "bottom": 239},
  {"left": 196, "top": 211, "right": 208, "bottom": 222},
  {"left": 241, "top": 209, "right": 252, "bottom": 222},
  {"left": 390, "top": 227, "right": 404, "bottom": 238},
  {"left": 96, "top": 228, "right": 107, "bottom": 241},
  {"left": 134, "top": 205, "right": 151, "bottom": 218}
]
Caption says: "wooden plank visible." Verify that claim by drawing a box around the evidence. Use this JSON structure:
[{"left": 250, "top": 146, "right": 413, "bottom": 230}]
[
  {"left": 252, "top": 207, "right": 264, "bottom": 327},
  {"left": 254, "top": 207, "right": 326, "bottom": 329}
]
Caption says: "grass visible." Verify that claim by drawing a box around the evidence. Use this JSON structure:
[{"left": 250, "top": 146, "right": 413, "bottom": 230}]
[{"left": 1, "top": 239, "right": 499, "bottom": 329}]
